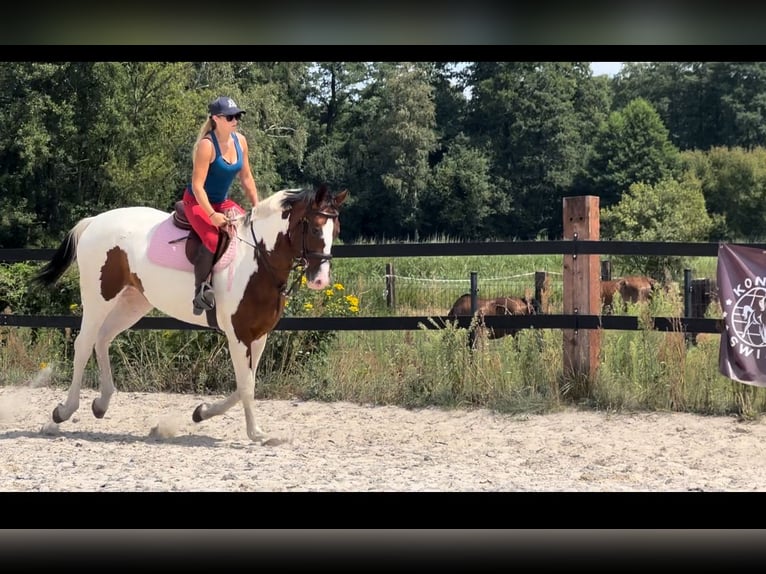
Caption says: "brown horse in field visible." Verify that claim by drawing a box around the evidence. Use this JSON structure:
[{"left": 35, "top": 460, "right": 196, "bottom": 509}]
[
  {"left": 447, "top": 294, "right": 538, "bottom": 339},
  {"left": 601, "top": 275, "right": 659, "bottom": 313}
]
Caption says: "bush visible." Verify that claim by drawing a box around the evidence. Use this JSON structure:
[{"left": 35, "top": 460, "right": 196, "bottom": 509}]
[{"left": 258, "top": 276, "right": 360, "bottom": 397}]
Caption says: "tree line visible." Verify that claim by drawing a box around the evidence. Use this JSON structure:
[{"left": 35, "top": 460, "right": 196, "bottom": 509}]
[{"left": 2, "top": 61, "right": 766, "bottom": 250}]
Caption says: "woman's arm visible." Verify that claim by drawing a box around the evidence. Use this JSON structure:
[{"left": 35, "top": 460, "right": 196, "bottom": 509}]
[
  {"left": 191, "top": 138, "right": 216, "bottom": 217},
  {"left": 237, "top": 134, "right": 259, "bottom": 207}
]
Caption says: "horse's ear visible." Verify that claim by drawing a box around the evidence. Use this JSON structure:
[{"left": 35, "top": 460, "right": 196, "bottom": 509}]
[{"left": 333, "top": 189, "right": 348, "bottom": 207}]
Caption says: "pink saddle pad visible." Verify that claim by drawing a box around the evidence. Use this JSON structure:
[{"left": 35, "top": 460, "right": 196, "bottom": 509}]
[{"left": 147, "top": 216, "right": 236, "bottom": 273}]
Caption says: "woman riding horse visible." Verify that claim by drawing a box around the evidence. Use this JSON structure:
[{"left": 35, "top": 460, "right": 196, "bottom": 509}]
[{"left": 183, "top": 96, "right": 259, "bottom": 314}]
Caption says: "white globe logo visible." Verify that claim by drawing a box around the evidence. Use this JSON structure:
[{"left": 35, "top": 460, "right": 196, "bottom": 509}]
[{"left": 732, "top": 287, "right": 766, "bottom": 348}]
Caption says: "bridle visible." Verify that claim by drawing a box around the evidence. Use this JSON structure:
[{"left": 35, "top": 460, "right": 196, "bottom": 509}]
[{"left": 235, "top": 206, "right": 338, "bottom": 296}]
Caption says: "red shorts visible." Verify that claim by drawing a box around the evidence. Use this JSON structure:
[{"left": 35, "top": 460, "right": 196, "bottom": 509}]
[{"left": 182, "top": 188, "right": 245, "bottom": 252}]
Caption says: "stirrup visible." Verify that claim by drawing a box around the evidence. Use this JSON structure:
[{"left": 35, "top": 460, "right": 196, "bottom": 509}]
[{"left": 193, "top": 281, "right": 215, "bottom": 315}]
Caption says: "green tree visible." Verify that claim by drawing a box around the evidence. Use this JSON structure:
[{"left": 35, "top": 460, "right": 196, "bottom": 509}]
[
  {"left": 465, "top": 62, "right": 600, "bottom": 239},
  {"left": 93, "top": 62, "right": 199, "bottom": 211},
  {"left": 614, "top": 62, "right": 766, "bottom": 151},
  {"left": 343, "top": 62, "right": 437, "bottom": 240},
  {"left": 718, "top": 63, "right": 766, "bottom": 150},
  {"left": 601, "top": 175, "right": 714, "bottom": 278},
  {"left": 306, "top": 62, "right": 369, "bottom": 138},
  {"left": 0, "top": 62, "right": 77, "bottom": 247},
  {"left": 424, "top": 62, "right": 470, "bottom": 152},
  {"left": 419, "top": 134, "right": 497, "bottom": 240},
  {"left": 584, "top": 97, "right": 680, "bottom": 209},
  {"left": 0, "top": 62, "right": 202, "bottom": 247},
  {"left": 301, "top": 62, "right": 370, "bottom": 191},
  {"left": 681, "top": 146, "right": 766, "bottom": 240}
]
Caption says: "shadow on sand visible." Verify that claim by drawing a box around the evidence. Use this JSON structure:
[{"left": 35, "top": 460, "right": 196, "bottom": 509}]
[{"left": 0, "top": 428, "right": 228, "bottom": 447}]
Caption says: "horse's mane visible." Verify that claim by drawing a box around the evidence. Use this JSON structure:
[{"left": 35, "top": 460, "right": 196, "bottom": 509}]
[{"left": 252, "top": 187, "right": 318, "bottom": 219}]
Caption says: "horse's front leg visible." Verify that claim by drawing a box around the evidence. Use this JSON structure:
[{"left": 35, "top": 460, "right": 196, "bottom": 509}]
[
  {"left": 236, "top": 335, "right": 268, "bottom": 442},
  {"left": 191, "top": 335, "right": 268, "bottom": 442}
]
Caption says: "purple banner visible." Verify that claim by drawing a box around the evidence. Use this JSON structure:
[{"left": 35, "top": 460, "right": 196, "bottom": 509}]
[{"left": 718, "top": 243, "right": 766, "bottom": 385}]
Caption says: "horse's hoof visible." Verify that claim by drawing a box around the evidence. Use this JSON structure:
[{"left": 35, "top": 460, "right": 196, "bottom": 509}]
[
  {"left": 248, "top": 426, "right": 267, "bottom": 443},
  {"left": 92, "top": 399, "right": 106, "bottom": 419},
  {"left": 51, "top": 404, "right": 66, "bottom": 424},
  {"left": 192, "top": 404, "right": 207, "bottom": 423}
]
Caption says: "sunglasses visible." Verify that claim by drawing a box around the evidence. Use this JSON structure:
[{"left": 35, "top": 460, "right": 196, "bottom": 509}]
[{"left": 223, "top": 113, "right": 242, "bottom": 122}]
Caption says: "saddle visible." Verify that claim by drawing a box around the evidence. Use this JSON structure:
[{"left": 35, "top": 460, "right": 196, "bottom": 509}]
[{"left": 172, "top": 200, "right": 232, "bottom": 265}]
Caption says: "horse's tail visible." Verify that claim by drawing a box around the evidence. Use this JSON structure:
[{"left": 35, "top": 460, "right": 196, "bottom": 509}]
[{"left": 33, "top": 217, "right": 95, "bottom": 286}]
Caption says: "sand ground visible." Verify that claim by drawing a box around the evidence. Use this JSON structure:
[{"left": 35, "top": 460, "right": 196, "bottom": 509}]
[{"left": 1, "top": 384, "right": 763, "bottom": 492}]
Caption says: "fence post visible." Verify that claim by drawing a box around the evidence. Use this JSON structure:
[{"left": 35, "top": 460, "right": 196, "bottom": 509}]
[
  {"left": 534, "top": 271, "right": 549, "bottom": 314},
  {"left": 385, "top": 262, "right": 396, "bottom": 310},
  {"left": 600, "top": 259, "right": 611, "bottom": 281},
  {"left": 692, "top": 278, "right": 712, "bottom": 317},
  {"left": 683, "top": 268, "right": 693, "bottom": 346},
  {"left": 469, "top": 271, "right": 478, "bottom": 349},
  {"left": 562, "top": 196, "right": 601, "bottom": 397}
]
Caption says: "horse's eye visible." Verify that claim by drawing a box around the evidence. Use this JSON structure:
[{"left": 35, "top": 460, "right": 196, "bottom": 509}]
[{"left": 311, "top": 226, "right": 323, "bottom": 238}]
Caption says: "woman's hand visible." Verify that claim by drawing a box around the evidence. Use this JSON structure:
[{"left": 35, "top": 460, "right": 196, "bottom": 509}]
[{"left": 210, "top": 212, "right": 228, "bottom": 227}]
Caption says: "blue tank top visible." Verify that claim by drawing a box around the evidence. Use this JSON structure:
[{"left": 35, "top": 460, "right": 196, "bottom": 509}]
[{"left": 200, "top": 131, "right": 242, "bottom": 203}]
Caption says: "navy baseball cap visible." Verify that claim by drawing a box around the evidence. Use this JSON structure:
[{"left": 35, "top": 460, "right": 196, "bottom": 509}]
[{"left": 208, "top": 96, "right": 246, "bottom": 117}]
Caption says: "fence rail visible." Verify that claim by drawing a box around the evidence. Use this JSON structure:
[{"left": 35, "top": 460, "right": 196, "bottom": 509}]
[
  {"left": 5, "top": 241, "right": 766, "bottom": 263},
  {"left": 3, "top": 241, "right": 755, "bottom": 334},
  {"left": 0, "top": 313, "right": 725, "bottom": 333}
]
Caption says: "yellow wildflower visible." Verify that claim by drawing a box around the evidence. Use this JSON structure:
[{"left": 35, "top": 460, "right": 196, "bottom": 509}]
[
  {"left": 349, "top": 305, "right": 359, "bottom": 313},
  {"left": 303, "top": 302, "right": 313, "bottom": 310},
  {"left": 69, "top": 303, "right": 78, "bottom": 311},
  {"left": 345, "top": 295, "right": 359, "bottom": 307},
  {"left": 333, "top": 283, "right": 344, "bottom": 291},
  {"left": 39, "top": 362, "right": 48, "bottom": 370},
  {"left": 301, "top": 276, "right": 307, "bottom": 286},
  {"left": 324, "top": 289, "right": 334, "bottom": 297}
]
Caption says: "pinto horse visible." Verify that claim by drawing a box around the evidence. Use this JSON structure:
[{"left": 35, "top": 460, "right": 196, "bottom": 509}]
[{"left": 33, "top": 185, "right": 347, "bottom": 442}]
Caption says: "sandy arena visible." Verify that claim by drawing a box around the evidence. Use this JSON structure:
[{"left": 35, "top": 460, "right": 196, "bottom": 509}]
[{"left": 1, "top": 384, "right": 764, "bottom": 491}]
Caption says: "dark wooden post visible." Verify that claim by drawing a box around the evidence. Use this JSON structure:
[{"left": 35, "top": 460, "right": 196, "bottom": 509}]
[
  {"left": 469, "top": 271, "right": 478, "bottom": 349},
  {"left": 385, "top": 262, "right": 396, "bottom": 310},
  {"left": 692, "top": 278, "right": 712, "bottom": 317},
  {"left": 684, "top": 269, "right": 696, "bottom": 345},
  {"left": 534, "top": 271, "right": 549, "bottom": 314},
  {"left": 562, "top": 196, "right": 601, "bottom": 397},
  {"left": 601, "top": 259, "right": 611, "bottom": 281},
  {"left": 683, "top": 270, "right": 711, "bottom": 346}
]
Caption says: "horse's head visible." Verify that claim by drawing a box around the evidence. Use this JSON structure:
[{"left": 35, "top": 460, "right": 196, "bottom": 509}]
[{"left": 283, "top": 184, "right": 348, "bottom": 290}]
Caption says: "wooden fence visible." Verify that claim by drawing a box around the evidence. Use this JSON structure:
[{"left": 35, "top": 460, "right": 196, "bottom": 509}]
[
  {"left": 0, "top": 239, "right": 754, "bottom": 336},
  {"left": 5, "top": 194, "right": 766, "bottom": 384}
]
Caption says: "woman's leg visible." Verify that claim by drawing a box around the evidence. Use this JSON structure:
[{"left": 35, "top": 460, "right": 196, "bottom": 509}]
[{"left": 183, "top": 189, "right": 221, "bottom": 314}]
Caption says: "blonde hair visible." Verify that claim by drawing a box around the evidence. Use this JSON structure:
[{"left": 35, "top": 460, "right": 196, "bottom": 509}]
[{"left": 192, "top": 117, "right": 216, "bottom": 159}]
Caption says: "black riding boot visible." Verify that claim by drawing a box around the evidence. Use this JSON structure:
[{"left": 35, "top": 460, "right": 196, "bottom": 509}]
[{"left": 192, "top": 244, "right": 216, "bottom": 315}]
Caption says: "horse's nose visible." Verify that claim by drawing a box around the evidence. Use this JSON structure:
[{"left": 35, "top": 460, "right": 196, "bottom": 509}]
[
  {"left": 308, "top": 277, "right": 326, "bottom": 289},
  {"left": 307, "top": 271, "right": 330, "bottom": 290}
]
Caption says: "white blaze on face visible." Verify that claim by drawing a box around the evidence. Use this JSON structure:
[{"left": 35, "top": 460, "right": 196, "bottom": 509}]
[{"left": 305, "top": 217, "right": 335, "bottom": 290}]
